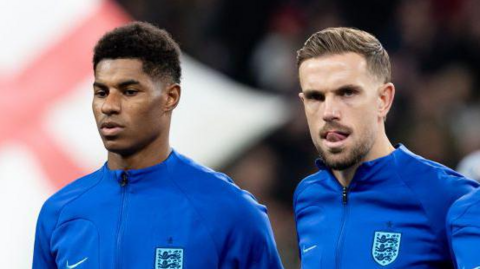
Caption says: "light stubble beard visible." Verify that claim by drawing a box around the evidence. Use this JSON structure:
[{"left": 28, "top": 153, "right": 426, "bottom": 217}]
[{"left": 317, "top": 128, "right": 376, "bottom": 171}]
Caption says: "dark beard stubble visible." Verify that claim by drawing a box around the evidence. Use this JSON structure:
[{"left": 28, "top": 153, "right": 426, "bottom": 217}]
[{"left": 317, "top": 133, "right": 375, "bottom": 170}]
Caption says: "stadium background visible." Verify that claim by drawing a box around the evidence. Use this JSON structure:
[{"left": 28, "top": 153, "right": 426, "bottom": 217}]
[{"left": 2, "top": 0, "right": 480, "bottom": 268}]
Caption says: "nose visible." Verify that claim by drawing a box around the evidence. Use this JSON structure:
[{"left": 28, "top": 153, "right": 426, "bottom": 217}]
[
  {"left": 101, "top": 91, "right": 121, "bottom": 115},
  {"left": 322, "top": 96, "right": 340, "bottom": 122}
]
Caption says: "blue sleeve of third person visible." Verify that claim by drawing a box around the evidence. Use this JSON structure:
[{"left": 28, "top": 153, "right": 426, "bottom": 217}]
[{"left": 447, "top": 188, "right": 480, "bottom": 269}]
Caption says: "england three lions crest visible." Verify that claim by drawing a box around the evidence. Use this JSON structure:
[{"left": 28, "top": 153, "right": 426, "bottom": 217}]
[
  {"left": 372, "top": 231, "right": 401, "bottom": 266},
  {"left": 155, "top": 248, "right": 183, "bottom": 269}
]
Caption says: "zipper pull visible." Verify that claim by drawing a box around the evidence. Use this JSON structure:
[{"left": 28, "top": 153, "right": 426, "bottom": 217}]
[
  {"left": 342, "top": 186, "right": 348, "bottom": 205},
  {"left": 120, "top": 173, "right": 128, "bottom": 187}
]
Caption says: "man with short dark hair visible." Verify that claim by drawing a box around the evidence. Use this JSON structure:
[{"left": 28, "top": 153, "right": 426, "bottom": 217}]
[
  {"left": 293, "top": 27, "right": 478, "bottom": 268},
  {"left": 33, "top": 22, "right": 283, "bottom": 269}
]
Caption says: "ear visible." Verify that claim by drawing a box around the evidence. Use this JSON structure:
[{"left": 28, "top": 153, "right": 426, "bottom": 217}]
[
  {"left": 299, "top": 92, "right": 305, "bottom": 103},
  {"left": 164, "top": 84, "right": 181, "bottom": 112},
  {"left": 378, "top": 82, "right": 395, "bottom": 118}
]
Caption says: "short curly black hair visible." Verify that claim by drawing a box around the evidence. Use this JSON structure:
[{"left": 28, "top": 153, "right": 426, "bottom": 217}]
[{"left": 93, "top": 21, "right": 181, "bottom": 83}]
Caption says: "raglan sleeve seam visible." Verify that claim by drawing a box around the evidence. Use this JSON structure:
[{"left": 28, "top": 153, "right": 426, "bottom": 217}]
[
  {"left": 50, "top": 173, "right": 105, "bottom": 246},
  {"left": 392, "top": 155, "right": 440, "bottom": 240},
  {"left": 165, "top": 172, "right": 222, "bottom": 260},
  {"left": 448, "top": 197, "right": 480, "bottom": 228}
]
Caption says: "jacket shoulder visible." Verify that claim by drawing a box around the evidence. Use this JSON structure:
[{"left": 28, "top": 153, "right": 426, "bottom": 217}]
[
  {"left": 38, "top": 168, "right": 104, "bottom": 227},
  {"left": 34, "top": 167, "right": 104, "bottom": 263},
  {"left": 293, "top": 170, "right": 326, "bottom": 207},
  {"left": 395, "top": 148, "right": 478, "bottom": 199},
  {"left": 447, "top": 188, "right": 480, "bottom": 226},
  {"left": 170, "top": 152, "right": 268, "bottom": 221},
  {"left": 394, "top": 148, "right": 478, "bottom": 233},
  {"left": 168, "top": 152, "right": 280, "bottom": 261}
]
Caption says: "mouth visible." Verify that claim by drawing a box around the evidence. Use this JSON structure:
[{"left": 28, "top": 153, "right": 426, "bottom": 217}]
[
  {"left": 321, "top": 130, "right": 350, "bottom": 149},
  {"left": 324, "top": 131, "right": 349, "bottom": 141},
  {"left": 100, "top": 121, "right": 124, "bottom": 137}
]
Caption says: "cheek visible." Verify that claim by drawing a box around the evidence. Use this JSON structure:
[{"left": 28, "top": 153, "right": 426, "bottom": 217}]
[
  {"left": 133, "top": 102, "right": 164, "bottom": 126},
  {"left": 303, "top": 103, "right": 322, "bottom": 123},
  {"left": 304, "top": 113, "right": 323, "bottom": 142},
  {"left": 304, "top": 111, "right": 320, "bottom": 133},
  {"left": 304, "top": 101, "right": 321, "bottom": 114},
  {"left": 92, "top": 103, "right": 102, "bottom": 121},
  {"left": 353, "top": 111, "right": 377, "bottom": 137}
]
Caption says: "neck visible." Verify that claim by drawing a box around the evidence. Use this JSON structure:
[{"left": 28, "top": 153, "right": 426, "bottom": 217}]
[
  {"left": 107, "top": 139, "right": 171, "bottom": 171},
  {"left": 333, "top": 132, "right": 394, "bottom": 187},
  {"left": 332, "top": 163, "right": 361, "bottom": 187}
]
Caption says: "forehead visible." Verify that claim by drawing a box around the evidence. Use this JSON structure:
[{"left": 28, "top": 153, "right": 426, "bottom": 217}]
[
  {"left": 299, "top": 53, "right": 376, "bottom": 90},
  {"left": 95, "top": 58, "right": 151, "bottom": 82}
]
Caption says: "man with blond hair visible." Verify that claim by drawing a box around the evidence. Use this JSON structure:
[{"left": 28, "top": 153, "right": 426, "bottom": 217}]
[{"left": 293, "top": 27, "right": 478, "bottom": 268}]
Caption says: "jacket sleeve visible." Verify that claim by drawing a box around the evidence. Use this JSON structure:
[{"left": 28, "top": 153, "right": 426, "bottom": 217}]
[
  {"left": 446, "top": 189, "right": 480, "bottom": 269},
  {"left": 222, "top": 204, "right": 284, "bottom": 269},
  {"left": 226, "top": 205, "right": 283, "bottom": 269},
  {"left": 32, "top": 201, "right": 58, "bottom": 268}
]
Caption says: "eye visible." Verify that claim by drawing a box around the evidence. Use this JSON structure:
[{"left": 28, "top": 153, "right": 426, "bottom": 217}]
[
  {"left": 94, "top": 89, "right": 107, "bottom": 98},
  {"left": 339, "top": 88, "right": 356, "bottom": 97},
  {"left": 343, "top": 90, "right": 354, "bottom": 96},
  {"left": 124, "top": 89, "right": 138, "bottom": 96},
  {"left": 305, "top": 92, "right": 325, "bottom": 102}
]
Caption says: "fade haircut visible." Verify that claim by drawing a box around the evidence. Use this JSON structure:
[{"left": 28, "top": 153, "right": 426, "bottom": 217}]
[
  {"left": 297, "top": 27, "right": 391, "bottom": 83},
  {"left": 93, "top": 21, "right": 181, "bottom": 84}
]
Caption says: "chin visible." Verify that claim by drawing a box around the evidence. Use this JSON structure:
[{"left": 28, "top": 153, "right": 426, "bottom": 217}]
[
  {"left": 103, "top": 141, "right": 135, "bottom": 156},
  {"left": 318, "top": 146, "right": 363, "bottom": 170},
  {"left": 316, "top": 143, "right": 345, "bottom": 156},
  {"left": 324, "top": 155, "right": 359, "bottom": 170},
  {"left": 327, "top": 146, "right": 344, "bottom": 154}
]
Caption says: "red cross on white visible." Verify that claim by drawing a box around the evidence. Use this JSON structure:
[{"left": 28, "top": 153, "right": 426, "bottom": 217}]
[
  {"left": 0, "top": 1, "right": 129, "bottom": 189},
  {"left": 0, "top": 1, "right": 130, "bottom": 267}
]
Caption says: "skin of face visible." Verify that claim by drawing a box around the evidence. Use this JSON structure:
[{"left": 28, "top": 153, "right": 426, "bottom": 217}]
[
  {"left": 93, "top": 58, "right": 180, "bottom": 169},
  {"left": 299, "top": 52, "right": 394, "bottom": 172}
]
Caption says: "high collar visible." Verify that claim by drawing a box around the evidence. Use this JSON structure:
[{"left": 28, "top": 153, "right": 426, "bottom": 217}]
[
  {"left": 102, "top": 149, "right": 177, "bottom": 184},
  {"left": 315, "top": 144, "right": 406, "bottom": 188}
]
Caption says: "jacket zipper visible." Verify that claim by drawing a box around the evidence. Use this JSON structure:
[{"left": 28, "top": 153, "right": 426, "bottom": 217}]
[
  {"left": 335, "top": 186, "right": 350, "bottom": 269},
  {"left": 116, "top": 173, "right": 129, "bottom": 269}
]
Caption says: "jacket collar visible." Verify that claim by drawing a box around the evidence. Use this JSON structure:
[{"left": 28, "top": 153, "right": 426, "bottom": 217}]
[
  {"left": 315, "top": 144, "right": 407, "bottom": 188},
  {"left": 102, "top": 149, "right": 178, "bottom": 184}
]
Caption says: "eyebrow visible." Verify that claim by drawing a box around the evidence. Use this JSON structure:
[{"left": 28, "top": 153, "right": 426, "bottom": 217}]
[
  {"left": 303, "top": 89, "right": 322, "bottom": 99},
  {"left": 93, "top": 79, "right": 141, "bottom": 89},
  {"left": 335, "top": 84, "right": 363, "bottom": 93},
  {"left": 118, "top": 79, "right": 141, "bottom": 88},
  {"left": 93, "top": 82, "right": 106, "bottom": 89},
  {"left": 303, "top": 84, "right": 363, "bottom": 95}
]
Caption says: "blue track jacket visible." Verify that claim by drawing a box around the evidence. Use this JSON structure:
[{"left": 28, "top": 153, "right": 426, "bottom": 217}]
[
  {"left": 294, "top": 145, "right": 478, "bottom": 268},
  {"left": 447, "top": 187, "right": 480, "bottom": 269},
  {"left": 33, "top": 150, "right": 283, "bottom": 269}
]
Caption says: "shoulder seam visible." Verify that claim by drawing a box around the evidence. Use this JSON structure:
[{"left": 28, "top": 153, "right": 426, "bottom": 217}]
[
  {"left": 52, "top": 171, "right": 105, "bottom": 231},
  {"left": 403, "top": 149, "right": 459, "bottom": 176},
  {"left": 449, "top": 193, "right": 480, "bottom": 226},
  {"left": 392, "top": 154, "right": 440, "bottom": 251},
  {"left": 166, "top": 162, "right": 221, "bottom": 260},
  {"left": 294, "top": 172, "right": 323, "bottom": 207}
]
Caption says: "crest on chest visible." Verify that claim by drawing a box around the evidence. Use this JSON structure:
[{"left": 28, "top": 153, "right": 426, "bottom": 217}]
[
  {"left": 155, "top": 248, "right": 183, "bottom": 269},
  {"left": 372, "top": 231, "right": 401, "bottom": 266}
]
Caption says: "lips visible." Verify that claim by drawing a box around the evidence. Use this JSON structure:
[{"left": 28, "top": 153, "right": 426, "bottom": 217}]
[
  {"left": 325, "top": 131, "right": 348, "bottom": 142},
  {"left": 322, "top": 131, "right": 350, "bottom": 150},
  {"left": 100, "top": 121, "right": 124, "bottom": 136},
  {"left": 320, "top": 125, "right": 351, "bottom": 150}
]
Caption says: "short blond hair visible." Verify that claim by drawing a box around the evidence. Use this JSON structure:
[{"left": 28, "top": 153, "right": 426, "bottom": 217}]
[{"left": 297, "top": 27, "right": 391, "bottom": 83}]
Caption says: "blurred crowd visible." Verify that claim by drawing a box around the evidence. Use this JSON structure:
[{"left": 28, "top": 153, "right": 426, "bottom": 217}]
[{"left": 116, "top": 0, "right": 480, "bottom": 267}]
